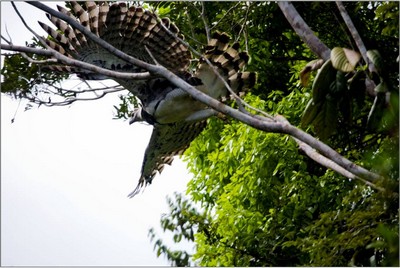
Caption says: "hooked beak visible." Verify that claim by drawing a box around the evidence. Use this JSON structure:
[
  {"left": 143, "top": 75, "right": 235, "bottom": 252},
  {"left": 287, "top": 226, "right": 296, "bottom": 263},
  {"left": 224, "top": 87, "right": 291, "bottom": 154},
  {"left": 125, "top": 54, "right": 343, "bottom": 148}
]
[{"left": 129, "top": 107, "right": 144, "bottom": 125}]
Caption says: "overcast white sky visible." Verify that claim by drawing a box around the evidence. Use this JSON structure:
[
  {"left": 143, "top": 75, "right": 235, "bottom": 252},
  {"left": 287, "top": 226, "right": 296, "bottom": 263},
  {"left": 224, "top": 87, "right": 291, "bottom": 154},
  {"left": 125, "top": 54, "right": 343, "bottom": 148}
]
[{"left": 1, "top": 2, "right": 194, "bottom": 265}]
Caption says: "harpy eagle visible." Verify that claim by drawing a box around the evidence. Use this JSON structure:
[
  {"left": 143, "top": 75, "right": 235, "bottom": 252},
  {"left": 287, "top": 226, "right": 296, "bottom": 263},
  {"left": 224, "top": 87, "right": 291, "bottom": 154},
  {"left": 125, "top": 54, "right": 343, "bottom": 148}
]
[{"left": 38, "top": 1, "right": 256, "bottom": 197}]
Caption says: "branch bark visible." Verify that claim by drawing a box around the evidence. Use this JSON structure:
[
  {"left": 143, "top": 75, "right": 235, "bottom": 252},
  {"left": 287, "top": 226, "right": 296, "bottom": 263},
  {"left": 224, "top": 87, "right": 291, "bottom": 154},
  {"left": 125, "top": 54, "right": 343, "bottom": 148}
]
[
  {"left": 1, "top": 44, "right": 152, "bottom": 81},
  {"left": 277, "top": 2, "right": 331, "bottom": 60},
  {"left": 335, "top": 2, "right": 377, "bottom": 75}
]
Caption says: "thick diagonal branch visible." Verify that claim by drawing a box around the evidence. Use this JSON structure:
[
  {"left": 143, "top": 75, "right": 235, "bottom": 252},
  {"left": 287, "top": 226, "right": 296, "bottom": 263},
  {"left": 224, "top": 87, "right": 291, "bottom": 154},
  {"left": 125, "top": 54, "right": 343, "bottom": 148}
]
[{"left": 158, "top": 67, "right": 383, "bottom": 184}]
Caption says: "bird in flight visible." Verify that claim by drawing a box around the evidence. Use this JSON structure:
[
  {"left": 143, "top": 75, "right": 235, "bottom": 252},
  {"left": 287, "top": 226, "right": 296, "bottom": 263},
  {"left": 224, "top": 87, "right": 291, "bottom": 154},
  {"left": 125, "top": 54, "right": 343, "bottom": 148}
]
[{"left": 38, "top": 1, "right": 256, "bottom": 197}]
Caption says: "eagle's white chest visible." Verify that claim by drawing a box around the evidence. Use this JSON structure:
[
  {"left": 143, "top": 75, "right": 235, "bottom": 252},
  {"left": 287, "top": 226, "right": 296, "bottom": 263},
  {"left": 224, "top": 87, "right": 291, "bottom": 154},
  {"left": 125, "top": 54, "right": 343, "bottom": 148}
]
[{"left": 146, "top": 88, "right": 206, "bottom": 124}]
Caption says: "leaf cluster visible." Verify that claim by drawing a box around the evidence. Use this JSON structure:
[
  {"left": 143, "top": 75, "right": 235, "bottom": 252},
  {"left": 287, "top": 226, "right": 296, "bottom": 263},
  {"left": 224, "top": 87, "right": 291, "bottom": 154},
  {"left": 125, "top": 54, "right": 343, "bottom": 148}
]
[
  {"left": 301, "top": 49, "right": 398, "bottom": 146},
  {"left": 1, "top": 39, "right": 68, "bottom": 100}
]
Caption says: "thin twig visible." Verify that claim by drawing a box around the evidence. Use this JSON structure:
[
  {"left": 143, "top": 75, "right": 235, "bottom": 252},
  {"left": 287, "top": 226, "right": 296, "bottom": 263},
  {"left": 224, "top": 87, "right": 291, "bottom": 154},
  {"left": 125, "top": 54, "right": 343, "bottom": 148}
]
[
  {"left": 183, "top": 7, "right": 197, "bottom": 46},
  {"left": 3, "top": 25, "right": 12, "bottom": 43},
  {"left": 24, "top": 87, "right": 124, "bottom": 107},
  {"left": 200, "top": 2, "right": 210, "bottom": 42},
  {"left": 1, "top": 34, "right": 11, "bottom": 43},
  {"left": 1, "top": 25, "right": 57, "bottom": 65},
  {"left": 235, "top": 2, "right": 251, "bottom": 43},
  {"left": 11, "top": 2, "right": 51, "bottom": 51},
  {"left": 144, "top": 45, "right": 160, "bottom": 66},
  {"left": 210, "top": 2, "right": 241, "bottom": 30}
]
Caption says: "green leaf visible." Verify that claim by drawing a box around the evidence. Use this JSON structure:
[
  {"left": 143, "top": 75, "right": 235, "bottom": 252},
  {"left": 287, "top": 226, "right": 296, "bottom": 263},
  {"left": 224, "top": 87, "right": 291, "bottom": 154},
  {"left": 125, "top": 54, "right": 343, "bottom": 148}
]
[
  {"left": 330, "top": 71, "right": 347, "bottom": 97},
  {"left": 331, "top": 47, "right": 361, "bottom": 72},
  {"left": 301, "top": 99, "right": 322, "bottom": 127},
  {"left": 374, "top": 81, "right": 389, "bottom": 93},
  {"left": 299, "top": 59, "right": 325, "bottom": 87},
  {"left": 313, "top": 98, "right": 338, "bottom": 141},
  {"left": 312, "top": 59, "right": 336, "bottom": 103},
  {"left": 367, "top": 49, "right": 384, "bottom": 75},
  {"left": 348, "top": 70, "right": 366, "bottom": 107}
]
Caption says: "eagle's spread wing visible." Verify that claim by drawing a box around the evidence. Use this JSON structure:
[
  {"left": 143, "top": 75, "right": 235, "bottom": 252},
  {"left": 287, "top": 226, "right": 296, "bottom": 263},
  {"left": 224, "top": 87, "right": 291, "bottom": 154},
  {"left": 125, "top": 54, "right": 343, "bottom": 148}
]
[
  {"left": 39, "top": 1, "right": 191, "bottom": 99},
  {"left": 38, "top": 1, "right": 256, "bottom": 197}
]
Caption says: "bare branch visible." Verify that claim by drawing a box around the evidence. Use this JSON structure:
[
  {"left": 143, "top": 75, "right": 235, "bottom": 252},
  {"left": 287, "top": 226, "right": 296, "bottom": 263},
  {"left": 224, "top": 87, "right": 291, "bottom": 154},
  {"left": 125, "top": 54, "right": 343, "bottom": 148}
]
[
  {"left": 183, "top": 8, "right": 204, "bottom": 47},
  {"left": 1, "top": 44, "right": 152, "bottom": 81},
  {"left": 277, "top": 2, "right": 331, "bottom": 60},
  {"left": 49, "top": 82, "right": 123, "bottom": 95},
  {"left": 276, "top": 116, "right": 385, "bottom": 191},
  {"left": 274, "top": 116, "right": 382, "bottom": 182},
  {"left": 235, "top": 3, "right": 251, "bottom": 43},
  {"left": 194, "top": 2, "right": 210, "bottom": 42},
  {"left": 1, "top": 28, "right": 12, "bottom": 43},
  {"left": 144, "top": 45, "right": 160, "bottom": 66},
  {"left": 24, "top": 87, "right": 124, "bottom": 107},
  {"left": 11, "top": 2, "right": 51, "bottom": 50}
]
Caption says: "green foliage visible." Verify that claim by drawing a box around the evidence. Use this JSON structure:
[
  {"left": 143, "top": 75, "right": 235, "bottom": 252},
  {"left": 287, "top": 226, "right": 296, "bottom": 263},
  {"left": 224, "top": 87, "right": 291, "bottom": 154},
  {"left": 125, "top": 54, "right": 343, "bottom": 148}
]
[
  {"left": 148, "top": 192, "right": 212, "bottom": 266},
  {"left": 1, "top": 39, "right": 68, "bottom": 99},
  {"left": 112, "top": 93, "right": 140, "bottom": 120},
  {"left": 374, "top": 2, "right": 399, "bottom": 38},
  {"left": 149, "top": 2, "right": 398, "bottom": 266},
  {"left": 155, "top": 91, "right": 398, "bottom": 266}
]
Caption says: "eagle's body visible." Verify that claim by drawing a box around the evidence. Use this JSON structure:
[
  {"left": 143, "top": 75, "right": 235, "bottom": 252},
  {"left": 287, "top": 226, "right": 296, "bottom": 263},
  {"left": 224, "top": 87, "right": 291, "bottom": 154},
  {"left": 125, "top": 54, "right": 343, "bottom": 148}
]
[{"left": 39, "top": 1, "right": 256, "bottom": 197}]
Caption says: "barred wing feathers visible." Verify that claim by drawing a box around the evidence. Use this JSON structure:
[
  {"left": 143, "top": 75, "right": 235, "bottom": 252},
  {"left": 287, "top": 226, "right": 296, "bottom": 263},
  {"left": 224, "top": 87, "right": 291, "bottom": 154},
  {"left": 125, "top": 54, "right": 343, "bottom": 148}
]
[
  {"left": 39, "top": 2, "right": 191, "bottom": 87},
  {"left": 127, "top": 121, "right": 206, "bottom": 198},
  {"left": 195, "top": 32, "right": 257, "bottom": 100}
]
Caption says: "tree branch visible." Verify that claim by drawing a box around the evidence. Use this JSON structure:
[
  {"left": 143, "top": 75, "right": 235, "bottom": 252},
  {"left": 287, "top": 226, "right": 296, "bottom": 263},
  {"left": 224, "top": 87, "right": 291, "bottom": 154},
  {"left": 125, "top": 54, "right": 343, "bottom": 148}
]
[
  {"left": 151, "top": 63, "right": 383, "bottom": 184},
  {"left": 335, "top": 2, "right": 377, "bottom": 75},
  {"left": 276, "top": 116, "right": 384, "bottom": 191},
  {"left": 277, "top": 2, "right": 331, "bottom": 60},
  {"left": 1, "top": 44, "right": 152, "bottom": 81}
]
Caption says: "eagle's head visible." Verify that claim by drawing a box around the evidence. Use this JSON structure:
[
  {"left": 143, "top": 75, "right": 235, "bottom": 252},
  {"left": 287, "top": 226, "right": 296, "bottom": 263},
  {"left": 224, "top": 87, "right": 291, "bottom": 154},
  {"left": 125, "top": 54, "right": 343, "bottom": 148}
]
[{"left": 129, "top": 106, "right": 156, "bottom": 125}]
